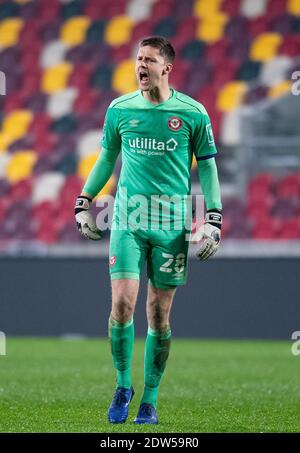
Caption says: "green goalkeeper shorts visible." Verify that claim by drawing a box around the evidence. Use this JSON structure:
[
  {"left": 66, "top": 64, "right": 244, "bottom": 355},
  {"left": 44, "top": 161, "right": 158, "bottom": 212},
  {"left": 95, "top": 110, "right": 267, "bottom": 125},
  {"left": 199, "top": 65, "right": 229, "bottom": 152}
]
[{"left": 109, "top": 226, "right": 191, "bottom": 289}]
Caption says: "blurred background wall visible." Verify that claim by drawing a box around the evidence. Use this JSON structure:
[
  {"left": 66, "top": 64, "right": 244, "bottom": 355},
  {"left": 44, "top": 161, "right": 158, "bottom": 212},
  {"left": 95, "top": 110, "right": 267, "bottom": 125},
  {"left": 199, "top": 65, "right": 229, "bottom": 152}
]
[{"left": 0, "top": 0, "right": 300, "bottom": 338}]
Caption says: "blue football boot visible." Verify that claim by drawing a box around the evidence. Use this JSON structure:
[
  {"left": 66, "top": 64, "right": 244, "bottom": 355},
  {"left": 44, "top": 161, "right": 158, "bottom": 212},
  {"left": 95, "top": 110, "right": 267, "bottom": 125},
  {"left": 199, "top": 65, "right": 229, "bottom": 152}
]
[
  {"left": 108, "top": 386, "right": 134, "bottom": 423},
  {"left": 134, "top": 402, "right": 158, "bottom": 424}
]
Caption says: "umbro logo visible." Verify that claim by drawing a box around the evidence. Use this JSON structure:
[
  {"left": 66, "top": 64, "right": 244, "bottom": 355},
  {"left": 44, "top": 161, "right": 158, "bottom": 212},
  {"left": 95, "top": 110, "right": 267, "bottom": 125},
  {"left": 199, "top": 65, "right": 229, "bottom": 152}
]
[{"left": 129, "top": 119, "right": 140, "bottom": 127}]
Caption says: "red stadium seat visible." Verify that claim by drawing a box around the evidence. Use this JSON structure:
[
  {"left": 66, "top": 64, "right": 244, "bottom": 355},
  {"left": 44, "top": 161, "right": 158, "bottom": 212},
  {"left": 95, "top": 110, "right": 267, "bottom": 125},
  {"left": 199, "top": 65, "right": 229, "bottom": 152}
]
[
  {"left": 278, "top": 218, "right": 300, "bottom": 240},
  {"left": 222, "top": 0, "right": 241, "bottom": 16},
  {"left": 253, "top": 217, "right": 282, "bottom": 239},
  {"left": 247, "top": 196, "right": 275, "bottom": 219},
  {"left": 277, "top": 174, "right": 300, "bottom": 198},
  {"left": 10, "top": 179, "right": 32, "bottom": 202},
  {"left": 151, "top": 0, "right": 175, "bottom": 23},
  {"left": 279, "top": 34, "right": 300, "bottom": 57}
]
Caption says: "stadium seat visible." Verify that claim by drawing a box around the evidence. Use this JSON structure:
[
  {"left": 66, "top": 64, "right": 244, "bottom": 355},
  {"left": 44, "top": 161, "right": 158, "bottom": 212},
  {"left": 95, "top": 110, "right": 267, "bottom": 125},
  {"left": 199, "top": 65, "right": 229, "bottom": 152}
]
[
  {"left": 278, "top": 218, "right": 300, "bottom": 239},
  {"left": 112, "top": 59, "right": 137, "bottom": 94},
  {"left": 33, "top": 154, "right": 57, "bottom": 176},
  {"left": 287, "top": 0, "right": 300, "bottom": 16},
  {"left": 39, "top": 19, "right": 63, "bottom": 44},
  {"left": 181, "top": 39, "right": 206, "bottom": 60},
  {"left": 10, "top": 178, "right": 32, "bottom": 202},
  {"left": 244, "top": 85, "right": 268, "bottom": 104},
  {"left": 271, "top": 199, "right": 298, "bottom": 218},
  {"left": 271, "top": 13, "right": 294, "bottom": 35},
  {"left": 51, "top": 114, "right": 78, "bottom": 135},
  {"left": 5, "top": 151, "right": 37, "bottom": 183},
  {"left": 216, "top": 81, "right": 247, "bottom": 112},
  {"left": 250, "top": 33, "right": 283, "bottom": 61},
  {"left": 259, "top": 55, "right": 292, "bottom": 87},
  {"left": 126, "top": 0, "right": 154, "bottom": 22},
  {"left": 62, "top": 0, "right": 84, "bottom": 20},
  {"left": 225, "top": 15, "right": 249, "bottom": 41},
  {"left": 222, "top": 0, "right": 240, "bottom": 16},
  {"left": 2, "top": 109, "right": 33, "bottom": 142},
  {"left": 0, "top": 1, "right": 20, "bottom": 19},
  {"left": 40, "top": 40, "right": 69, "bottom": 69},
  {"left": 112, "top": 43, "right": 132, "bottom": 64},
  {"left": 238, "top": 60, "right": 262, "bottom": 81},
  {"left": 91, "top": 63, "right": 114, "bottom": 91},
  {"left": 268, "top": 80, "right": 292, "bottom": 98},
  {"left": 248, "top": 16, "right": 271, "bottom": 37},
  {"left": 253, "top": 217, "right": 282, "bottom": 239},
  {"left": 220, "top": 109, "right": 242, "bottom": 146},
  {"left": 293, "top": 16, "right": 300, "bottom": 32},
  {"left": 277, "top": 174, "right": 300, "bottom": 198},
  {"left": 104, "top": 15, "right": 133, "bottom": 46},
  {"left": 77, "top": 152, "right": 98, "bottom": 180},
  {"left": 248, "top": 172, "right": 275, "bottom": 194},
  {"left": 196, "top": 13, "right": 229, "bottom": 43},
  {"left": 32, "top": 172, "right": 65, "bottom": 205},
  {"left": 279, "top": 34, "right": 300, "bottom": 57},
  {"left": 77, "top": 130, "right": 102, "bottom": 158},
  {"left": 46, "top": 87, "right": 78, "bottom": 119},
  {"left": 41, "top": 62, "right": 73, "bottom": 94},
  {"left": 0, "top": 18, "right": 24, "bottom": 48},
  {"left": 26, "top": 92, "right": 48, "bottom": 114},
  {"left": 266, "top": 0, "right": 287, "bottom": 21},
  {"left": 241, "top": 0, "right": 268, "bottom": 19},
  {"left": 37, "top": 0, "right": 61, "bottom": 24},
  {"left": 86, "top": 19, "right": 107, "bottom": 42},
  {"left": 60, "top": 16, "right": 91, "bottom": 46},
  {"left": 151, "top": 0, "right": 174, "bottom": 22},
  {"left": 194, "top": 0, "right": 223, "bottom": 18},
  {"left": 9, "top": 135, "right": 34, "bottom": 153},
  {"left": 0, "top": 154, "right": 11, "bottom": 182},
  {"left": 153, "top": 18, "right": 177, "bottom": 38},
  {"left": 60, "top": 174, "right": 84, "bottom": 206}
]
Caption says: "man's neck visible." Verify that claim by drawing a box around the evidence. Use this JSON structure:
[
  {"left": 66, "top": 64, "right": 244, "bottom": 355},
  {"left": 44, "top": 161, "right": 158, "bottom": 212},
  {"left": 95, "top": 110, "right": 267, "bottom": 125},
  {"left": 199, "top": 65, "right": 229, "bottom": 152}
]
[{"left": 143, "top": 86, "right": 171, "bottom": 105}]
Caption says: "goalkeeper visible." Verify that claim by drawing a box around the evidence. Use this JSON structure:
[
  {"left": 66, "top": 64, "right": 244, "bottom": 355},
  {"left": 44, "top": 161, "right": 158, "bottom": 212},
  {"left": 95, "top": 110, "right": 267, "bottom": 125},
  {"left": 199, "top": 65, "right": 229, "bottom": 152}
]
[{"left": 75, "top": 36, "right": 222, "bottom": 425}]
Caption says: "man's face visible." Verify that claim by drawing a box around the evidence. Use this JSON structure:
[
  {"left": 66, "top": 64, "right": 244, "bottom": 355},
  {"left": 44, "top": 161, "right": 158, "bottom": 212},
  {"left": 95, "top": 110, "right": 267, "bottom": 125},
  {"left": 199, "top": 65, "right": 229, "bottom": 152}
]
[{"left": 135, "top": 45, "right": 171, "bottom": 91}]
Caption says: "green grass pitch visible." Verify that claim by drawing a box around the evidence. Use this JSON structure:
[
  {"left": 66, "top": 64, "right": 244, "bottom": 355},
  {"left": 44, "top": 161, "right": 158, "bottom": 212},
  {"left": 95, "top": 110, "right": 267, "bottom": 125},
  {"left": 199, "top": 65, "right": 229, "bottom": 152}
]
[{"left": 0, "top": 338, "right": 299, "bottom": 433}]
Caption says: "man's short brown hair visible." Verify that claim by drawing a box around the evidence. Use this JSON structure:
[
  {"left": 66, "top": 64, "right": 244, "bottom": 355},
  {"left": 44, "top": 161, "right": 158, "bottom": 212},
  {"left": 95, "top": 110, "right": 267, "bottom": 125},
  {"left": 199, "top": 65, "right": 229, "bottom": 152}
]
[{"left": 139, "top": 36, "right": 175, "bottom": 63}]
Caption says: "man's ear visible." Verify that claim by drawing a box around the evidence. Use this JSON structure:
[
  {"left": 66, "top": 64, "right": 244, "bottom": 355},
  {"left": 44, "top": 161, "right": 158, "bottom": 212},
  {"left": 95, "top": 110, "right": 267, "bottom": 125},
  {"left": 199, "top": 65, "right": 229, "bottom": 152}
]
[{"left": 162, "top": 63, "right": 173, "bottom": 76}]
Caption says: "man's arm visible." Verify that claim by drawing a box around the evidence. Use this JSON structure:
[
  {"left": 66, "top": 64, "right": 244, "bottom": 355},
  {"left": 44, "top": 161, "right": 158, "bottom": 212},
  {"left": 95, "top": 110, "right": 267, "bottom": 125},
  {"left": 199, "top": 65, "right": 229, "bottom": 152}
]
[
  {"left": 75, "top": 106, "right": 121, "bottom": 240},
  {"left": 191, "top": 109, "right": 222, "bottom": 260},
  {"left": 75, "top": 148, "right": 120, "bottom": 240},
  {"left": 197, "top": 156, "right": 222, "bottom": 211},
  {"left": 193, "top": 156, "right": 222, "bottom": 260},
  {"left": 81, "top": 146, "right": 120, "bottom": 200}
]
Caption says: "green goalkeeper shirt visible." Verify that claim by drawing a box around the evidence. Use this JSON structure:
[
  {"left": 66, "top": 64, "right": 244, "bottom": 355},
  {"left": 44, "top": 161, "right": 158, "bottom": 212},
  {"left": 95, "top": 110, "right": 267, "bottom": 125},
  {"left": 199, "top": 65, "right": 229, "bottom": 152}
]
[{"left": 100, "top": 89, "right": 218, "bottom": 228}]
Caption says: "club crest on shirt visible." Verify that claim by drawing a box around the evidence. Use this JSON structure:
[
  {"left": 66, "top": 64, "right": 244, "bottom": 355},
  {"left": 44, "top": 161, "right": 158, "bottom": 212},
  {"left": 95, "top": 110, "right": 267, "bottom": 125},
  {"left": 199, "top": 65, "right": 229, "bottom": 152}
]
[
  {"left": 168, "top": 116, "right": 182, "bottom": 131},
  {"left": 109, "top": 255, "right": 117, "bottom": 266}
]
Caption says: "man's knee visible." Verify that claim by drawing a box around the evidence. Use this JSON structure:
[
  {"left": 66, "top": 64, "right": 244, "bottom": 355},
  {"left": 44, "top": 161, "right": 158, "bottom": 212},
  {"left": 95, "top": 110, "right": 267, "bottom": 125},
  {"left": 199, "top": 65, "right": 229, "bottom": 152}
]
[
  {"left": 147, "top": 287, "right": 176, "bottom": 330},
  {"left": 112, "top": 294, "right": 135, "bottom": 323},
  {"left": 111, "top": 279, "right": 139, "bottom": 323}
]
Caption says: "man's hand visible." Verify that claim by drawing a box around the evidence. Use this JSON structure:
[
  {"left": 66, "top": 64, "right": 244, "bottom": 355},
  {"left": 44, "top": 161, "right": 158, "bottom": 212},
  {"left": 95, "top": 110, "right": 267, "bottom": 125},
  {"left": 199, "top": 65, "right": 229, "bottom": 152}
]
[
  {"left": 192, "top": 210, "right": 222, "bottom": 260},
  {"left": 75, "top": 195, "right": 102, "bottom": 240}
]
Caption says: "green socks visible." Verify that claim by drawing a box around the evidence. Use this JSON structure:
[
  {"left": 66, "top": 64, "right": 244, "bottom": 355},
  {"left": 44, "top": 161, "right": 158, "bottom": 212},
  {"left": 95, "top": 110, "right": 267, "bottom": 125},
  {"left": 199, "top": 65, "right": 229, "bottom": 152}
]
[
  {"left": 108, "top": 316, "right": 134, "bottom": 389},
  {"left": 141, "top": 326, "right": 172, "bottom": 409},
  {"left": 108, "top": 318, "right": 171, "bottom": 406}
]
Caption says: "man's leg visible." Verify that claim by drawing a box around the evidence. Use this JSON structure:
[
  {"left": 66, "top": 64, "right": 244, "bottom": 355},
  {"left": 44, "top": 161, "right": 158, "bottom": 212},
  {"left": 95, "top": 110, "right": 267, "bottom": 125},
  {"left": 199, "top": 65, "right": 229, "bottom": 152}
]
[
  {"left": 108, "top": 278, "right": 139, "bottom": 423},
  {"left": 135, "top": 282, "right": 176, "bottom": 424},
  {"left": 109, "top": 278, "right": 139, "bottom": 388}
]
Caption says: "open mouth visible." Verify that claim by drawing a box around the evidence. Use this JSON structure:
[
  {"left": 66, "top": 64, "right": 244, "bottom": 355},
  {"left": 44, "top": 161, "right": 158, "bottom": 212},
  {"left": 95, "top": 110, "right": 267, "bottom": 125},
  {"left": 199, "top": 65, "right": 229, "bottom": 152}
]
[{"left": 139, "top": 71, "right": 149, "bottom": 83}]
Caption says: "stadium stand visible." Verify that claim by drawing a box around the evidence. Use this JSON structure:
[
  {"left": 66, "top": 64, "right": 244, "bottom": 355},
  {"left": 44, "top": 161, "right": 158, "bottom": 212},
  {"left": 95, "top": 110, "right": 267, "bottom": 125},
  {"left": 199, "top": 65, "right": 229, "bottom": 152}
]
[{"left": 0, "top": 0, "right": 299, "bottom": 246}]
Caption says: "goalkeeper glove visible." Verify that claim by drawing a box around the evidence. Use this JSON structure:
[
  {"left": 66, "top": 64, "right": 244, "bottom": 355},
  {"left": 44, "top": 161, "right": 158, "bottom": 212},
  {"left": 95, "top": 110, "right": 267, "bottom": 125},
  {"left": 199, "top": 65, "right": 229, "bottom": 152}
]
[
  {"left": 75, "top": 195, "right": 102, "bottom": 240},
  {"left": 192, "top": 210, "right": 222, "bottom": 260}
]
